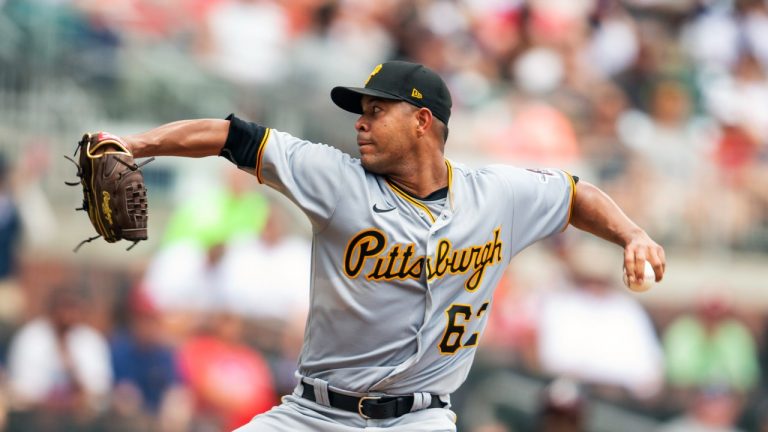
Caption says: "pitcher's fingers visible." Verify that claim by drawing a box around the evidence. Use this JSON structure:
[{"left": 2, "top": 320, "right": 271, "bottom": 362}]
[
  {"left": 624, "top": 249, "right": 637, "bottom": 285},
  {"left": 634, "top": 247, "right": 649, "bottom": 283},
  {"left": 658, "top": 246, "right": 667, "bottom": 279},
  {"left": 648, "top": 248, "right": 664, "bottom": 282}
]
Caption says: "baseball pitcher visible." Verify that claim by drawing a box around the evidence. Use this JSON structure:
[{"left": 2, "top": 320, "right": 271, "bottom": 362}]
[{"left": 77, "top": 61, "right": 665, "bottom": 431}]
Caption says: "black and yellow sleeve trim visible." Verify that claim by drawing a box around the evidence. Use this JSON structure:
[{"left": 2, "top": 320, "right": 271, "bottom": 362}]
[
  {"left": 255, "top": 128, "right": 271, "bottom": 184},
  {"left": 561, "top": 171, "right": 577, "bottom": 232},
  {"left": 445, "top": 159, "right": 454, "bottom": 210},
  {"left": 386, "top": 180, "right": 437, "bottom": 223},
  {"left": 220, "top": 113, "right": 271, "bottom": 183}
]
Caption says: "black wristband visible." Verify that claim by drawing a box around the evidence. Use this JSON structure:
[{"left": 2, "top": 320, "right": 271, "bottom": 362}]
[{"left": 219, "top": 114, "right": 268, "bottom": 169}]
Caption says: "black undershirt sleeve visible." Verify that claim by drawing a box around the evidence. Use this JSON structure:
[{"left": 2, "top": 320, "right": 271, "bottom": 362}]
[{"left": 219, "top": 113, "right": 268, "bottom": 169}]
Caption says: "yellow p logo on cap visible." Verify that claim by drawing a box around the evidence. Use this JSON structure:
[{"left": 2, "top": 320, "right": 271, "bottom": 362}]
[{"left": 365, "top": 64, "right": 383, "bottom": 86}]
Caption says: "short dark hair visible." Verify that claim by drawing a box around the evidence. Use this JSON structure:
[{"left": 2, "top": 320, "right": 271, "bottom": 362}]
[
  {"left": 406, "top": 104, "right": 449, "bottom": 143},
  {"left": 436, "top": 120, "right": 449, "bottom": 143}
]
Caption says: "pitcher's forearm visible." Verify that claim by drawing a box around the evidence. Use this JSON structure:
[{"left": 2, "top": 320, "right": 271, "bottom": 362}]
[
  {"left": 570, "top": 181, "right": 666, "bottom": 283},
  {"left": 124, "top": 119, "right": 230, "bottom": 158},
  {"left": 569, "top": 181, "right": 642, "bottom": 248}
]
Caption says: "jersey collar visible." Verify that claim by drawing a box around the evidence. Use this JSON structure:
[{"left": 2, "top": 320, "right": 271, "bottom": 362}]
[{"left": 383, "top": 159, "right": 454, "bottom": 223}]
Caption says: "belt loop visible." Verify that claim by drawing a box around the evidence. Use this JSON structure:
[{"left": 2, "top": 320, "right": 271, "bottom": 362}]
[
  {"left": 410, "top": 392, "right": 432, "bottom": 412},
  {"left": 439, "top": 394, "right": 451, "bottom": 408},
  {"left": 312, "top": 378, "right": 331, "bottom": 407}
]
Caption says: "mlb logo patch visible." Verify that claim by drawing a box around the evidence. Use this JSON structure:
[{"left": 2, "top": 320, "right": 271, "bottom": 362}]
[{"left": 526, "top": 168, "right": 554, "bottom": 183}]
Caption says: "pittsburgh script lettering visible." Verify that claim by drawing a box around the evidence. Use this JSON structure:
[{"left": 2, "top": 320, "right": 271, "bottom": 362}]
[{"left": 343, "top": 227, "right": 503, "bottom": 291}]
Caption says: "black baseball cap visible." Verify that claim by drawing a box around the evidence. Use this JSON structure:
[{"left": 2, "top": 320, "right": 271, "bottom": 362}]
[{"left": 331, "top": 61, "right": 452, "bottom": 125}]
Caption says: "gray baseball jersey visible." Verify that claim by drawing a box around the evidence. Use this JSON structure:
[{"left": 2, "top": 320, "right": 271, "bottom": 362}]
[{"left": 221, "top": 114, "right": 575, "bottom": 396}]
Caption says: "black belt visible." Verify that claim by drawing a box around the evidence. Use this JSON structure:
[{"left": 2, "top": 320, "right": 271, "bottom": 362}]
[{"left": 300, "top": 382, "right": 445, "bottom": 419}]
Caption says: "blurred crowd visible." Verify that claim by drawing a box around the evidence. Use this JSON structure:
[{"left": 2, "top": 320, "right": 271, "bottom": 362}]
[
  {"left": 0, "top": 162, "right": 311, "bottom": 431},
  {"left": 1, "top": 0, "right": 768, "bottom": 431},
  {"left": 1, "top": 0, "right": 767, "bottom": 249}
]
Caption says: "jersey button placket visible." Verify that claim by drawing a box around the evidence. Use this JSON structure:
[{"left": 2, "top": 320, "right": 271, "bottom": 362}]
[{"left": 433, "top": 211, "right": 451, "bottom": 232}]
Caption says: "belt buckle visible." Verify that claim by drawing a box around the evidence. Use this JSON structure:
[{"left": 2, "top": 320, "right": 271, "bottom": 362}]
[{"left": 358, "top": 395, "right": 381, "bottom": 419}]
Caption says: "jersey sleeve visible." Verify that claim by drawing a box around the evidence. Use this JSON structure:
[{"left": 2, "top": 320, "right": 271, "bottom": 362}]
[
  {"left": 219, "top": 114, "right": 347, "bottom": 228},
  {"left": 494, "top": 166, "right": 576, "bottom": 255}
]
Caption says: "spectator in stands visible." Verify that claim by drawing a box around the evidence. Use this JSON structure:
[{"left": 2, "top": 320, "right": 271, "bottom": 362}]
[
  {"left": 536, "top": 239, "right": 664, "bottom": 400},
  {"left": 88, "top": 382, "right": 155, "bottom": 432},
  {"left": 5, "top": 285, "right": 112, "bottom": 431},
  {"left": 480, "top": 45, "right": 582, "bottom": 167},
  {"left": 621, "top": 79, "right": 721, "bottom": 245},
  {"left": 700, "top": 51, "right": 768, "bottom": 247},
  {"left": 663, "top": 295, "right": 760, "bottom": 395},
  {"left": 537, "top": 378, "right": 585, "bottom": 432},
  {"left": 94, "top": 286, "right": 194, "bottom": 432},
  {"left": 659, "top": 386, "right": 747, "bottom": 432},
  {"left": 177, "top": 310, "right": 276, "bottom": 431},
  {"left": 141, "top": 165, "right": 269, "bottom": 343},
  {"left": 0, "top": 153, "right": 23, "bottom": 366},
  {"left": 579, "top": 82, "right": 634, "bottom": 184},
  {"left": 198, "top": 0, "right": 291, "bottom": 86},
  {"left": 0, "top": 154, "right": 20, "bottom": 282},
  {"left": 217, "top": 199, "right": 311, "bottom": 395},
  {"left": 217, "top": 199, "right": 309, "bottom": 324},
  {"left": 109, "top": 287, "right": 184, "bottom": 415}
]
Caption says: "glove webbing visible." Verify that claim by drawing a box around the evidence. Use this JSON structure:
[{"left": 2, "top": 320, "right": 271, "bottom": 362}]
[{"left": 64, "top": 142, "right": 155, "bottom": 252}]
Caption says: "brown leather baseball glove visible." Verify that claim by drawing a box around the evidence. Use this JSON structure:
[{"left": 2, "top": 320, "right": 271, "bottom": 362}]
[{"left": 65, "top": 132, "right": 154, "bottom": 251}]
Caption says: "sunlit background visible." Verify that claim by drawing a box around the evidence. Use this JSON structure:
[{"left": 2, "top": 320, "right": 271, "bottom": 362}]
[{"left": 0, "top": 0, "right": 767, "bottom": 431}]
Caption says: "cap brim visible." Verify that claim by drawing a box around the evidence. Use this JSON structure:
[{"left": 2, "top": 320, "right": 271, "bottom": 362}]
[{"left": 330, "top": 86, "right": 404, "bottom": 114}]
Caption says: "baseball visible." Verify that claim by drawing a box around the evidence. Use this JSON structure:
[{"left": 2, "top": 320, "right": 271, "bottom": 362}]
[{"left": 623, "top": 260, "right": 657, "bottom": 293}]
